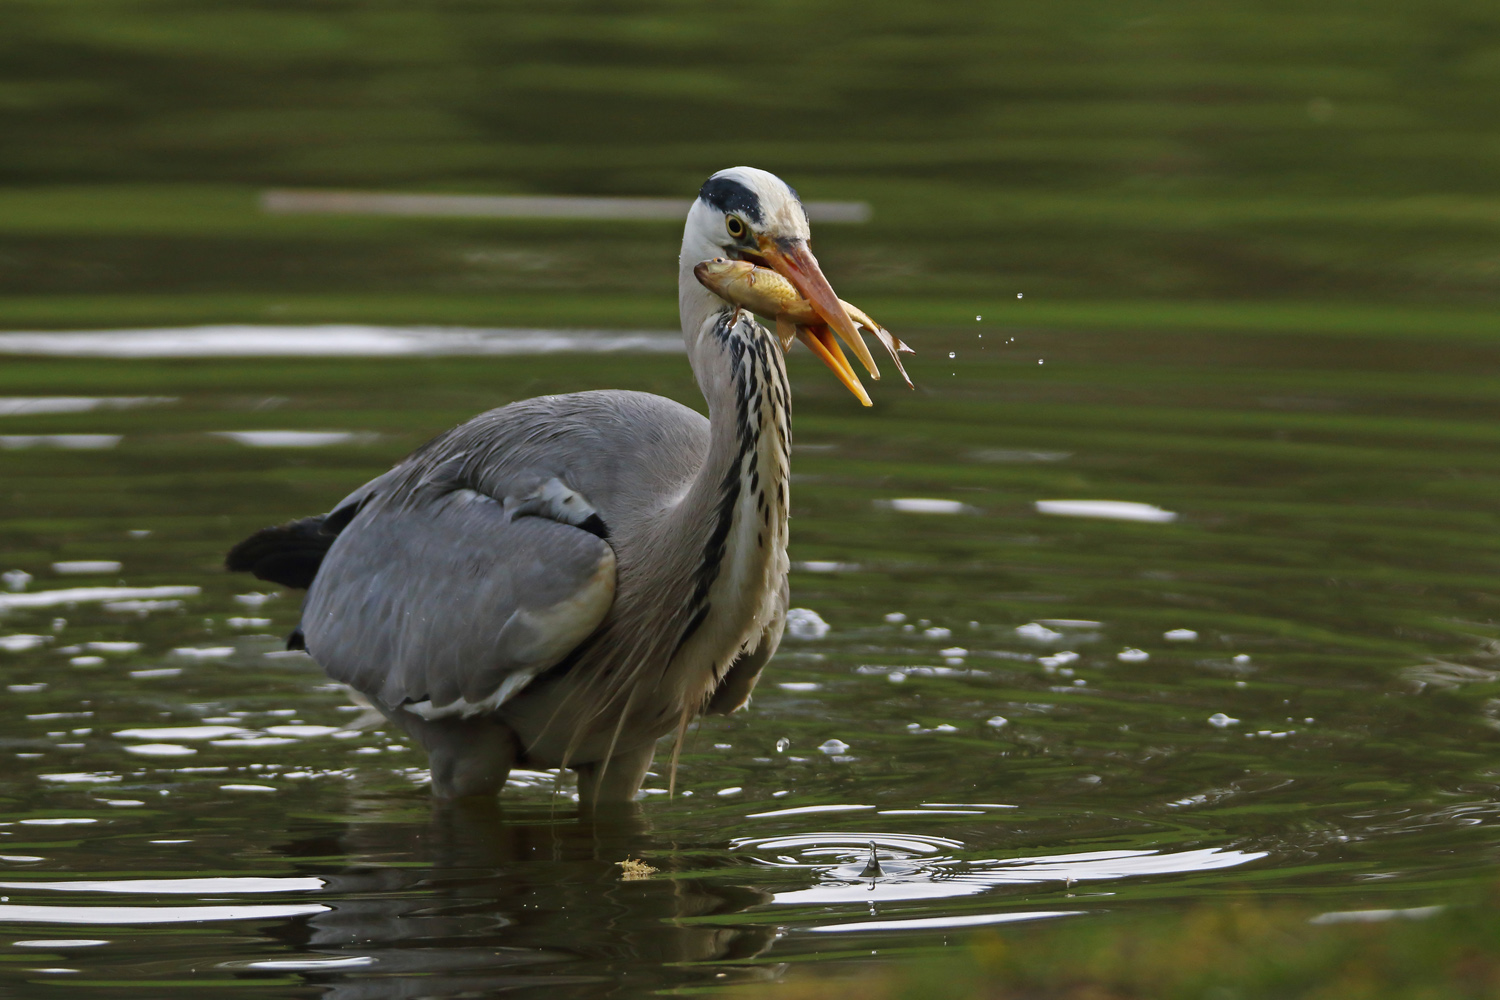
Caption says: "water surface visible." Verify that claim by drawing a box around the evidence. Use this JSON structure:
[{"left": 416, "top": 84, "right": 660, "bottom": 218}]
[{"left": 1, "top": 323, "right": 1497, "bottom": 994}]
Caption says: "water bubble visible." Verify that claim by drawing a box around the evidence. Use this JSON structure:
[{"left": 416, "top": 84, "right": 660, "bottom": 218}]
[
  {"left": 775, "top": 737, "right": 790, "bottom": 752},
  {"left": 1038, "top": 359, "right": 1044, "bottom": 365},
  {"left": 819, "top": 739, "right": 850, "bottom": 755},
  {"left": 786, "top": 607, "right": 830, "bottom": 640},
  {"left": 975, "top": 315, "right": 982, "bottom": 321},
  {"left": 1117, "top": 648, "right": 1149, "bottom": 663},
  {"left": 1207, "top": 713, "right": 1239, "bottom": 728},
  {"left": 1015, "top": 622, "right": 1063, "bottom": 642},
  {"left": 986, "top": 716, "right": 1008, "bottom": 728},
  {"left": 948, "top": 352, "right": 956, "bottom": 359},
  {"left": 1017, "top": 293, "right": 1024, "bottom": 299},
  {"left": 3, "top": 570, "right": 31, "bottom": 592},
  {"left": 884, "top": 612, "right": 906, "bottom": 624}
]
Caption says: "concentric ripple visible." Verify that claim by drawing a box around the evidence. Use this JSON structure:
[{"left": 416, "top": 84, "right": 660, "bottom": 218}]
[{"left": 732, "top": 830, "right": 1267, "bottom": 904}]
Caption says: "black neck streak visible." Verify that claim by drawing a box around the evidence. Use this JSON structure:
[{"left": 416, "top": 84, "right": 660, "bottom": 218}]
[{"left": 674, "top": 311, "right": 788, "bottom": 655}]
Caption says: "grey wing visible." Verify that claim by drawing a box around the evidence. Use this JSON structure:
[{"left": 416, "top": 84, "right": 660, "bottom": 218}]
[
  {"left": 705, "top": 578, "right": 787, "bottom": 715},
  {"left": 301, "top": 485, "right": 615, "bottom": 718}
]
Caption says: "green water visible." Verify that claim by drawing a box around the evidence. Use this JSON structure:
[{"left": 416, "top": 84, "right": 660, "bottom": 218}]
[
  {"left": 4, "top": 0, "right": 1500, "bottom": 328},
  {"left": 2, "top": 0, "right": 1500, "bottom": 994},
  {"left": 1, "top": 324, "right": 1498, "bottom": 995}
]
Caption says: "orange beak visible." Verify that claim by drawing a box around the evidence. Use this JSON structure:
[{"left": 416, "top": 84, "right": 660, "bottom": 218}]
[{"left": 759, "top": 238, "right": 876, "bottom": 407}]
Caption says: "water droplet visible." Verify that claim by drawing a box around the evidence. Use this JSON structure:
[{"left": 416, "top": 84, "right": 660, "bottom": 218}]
[
  {"left": 859, "top": 842, "right": 885, "bottom": 878},
  {"left": 1038, "top": 359, "right": 1044, "bottom": 365},
  {"left": 948, "top": 352, "right": 956, "bottom": 359},
  {"left": 1207, "top": 713, "right": 1239, "bottom": 728},
  {"left": 819, "top": 739, "right": 850, "bottom": 755},
  {"left": 1017, "top": 293, "right": 1024, "bottom": 299},
  {"left": 775, "top": 737, "right": 790, "bottom": 753},
  {"left": 975, "top": 315, "right": 982, "bottom": 321}
]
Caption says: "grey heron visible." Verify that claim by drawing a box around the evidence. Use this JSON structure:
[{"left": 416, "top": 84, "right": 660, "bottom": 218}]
[{"left": 227, "top": 167, "right": 889, "bottom": 805}]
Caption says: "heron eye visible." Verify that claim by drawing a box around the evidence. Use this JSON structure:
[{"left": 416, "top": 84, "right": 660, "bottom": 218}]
[{"left": 725, "top": 216, "right": 747, "bottom": 239}]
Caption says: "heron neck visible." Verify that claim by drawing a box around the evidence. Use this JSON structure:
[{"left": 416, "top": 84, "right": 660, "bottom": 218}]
[{"left": 662, "top": 307, "right": 791, "bottom": 695}]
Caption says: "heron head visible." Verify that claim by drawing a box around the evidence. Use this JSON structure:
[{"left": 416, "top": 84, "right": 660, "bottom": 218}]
[{"left": 685, "top": 167, "right": 869, "bottom": 404}]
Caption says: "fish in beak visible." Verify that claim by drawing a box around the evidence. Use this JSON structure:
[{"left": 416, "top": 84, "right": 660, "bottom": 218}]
[
  {"left": 693, "top": 257, "right": 914, "bottom": 403},
  {"left": 757, "top": 238, "right": 885, "bottom": 406}
]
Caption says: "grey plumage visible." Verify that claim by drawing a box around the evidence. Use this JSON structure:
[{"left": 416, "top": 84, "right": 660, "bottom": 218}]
[{"left": 228, "top": 166, "right": 870, "bottom": 805}]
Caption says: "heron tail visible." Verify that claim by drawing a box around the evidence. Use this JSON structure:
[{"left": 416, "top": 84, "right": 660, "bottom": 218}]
[
  {"left": 224, "top": 514, "right": 337, "bottom": 590},
  {"left": 225, "top": 495, "right": 371, "bottom": 590}
]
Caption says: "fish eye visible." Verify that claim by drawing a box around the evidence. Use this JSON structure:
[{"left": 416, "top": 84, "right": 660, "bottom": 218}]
[{"left": 725, "top": 216, "right": 747, "bottom": 239}]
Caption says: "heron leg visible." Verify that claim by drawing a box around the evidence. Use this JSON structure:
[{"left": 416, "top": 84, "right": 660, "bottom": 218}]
[
  {"left": 574, "top": 741, "right": 657, "bottom": 808},
  {"left": 388, "top": 711, "right": 520, "bottom": 799}
]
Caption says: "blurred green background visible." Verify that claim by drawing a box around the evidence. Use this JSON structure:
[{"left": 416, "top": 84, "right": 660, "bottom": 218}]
[{"left": 2, "top": 0, "right": 1498, "bottom": 331}]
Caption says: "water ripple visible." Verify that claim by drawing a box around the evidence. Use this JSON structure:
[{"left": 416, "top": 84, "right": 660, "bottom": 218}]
[{"left": 733, "top": 831, "right": 1266, "bottom": 905}]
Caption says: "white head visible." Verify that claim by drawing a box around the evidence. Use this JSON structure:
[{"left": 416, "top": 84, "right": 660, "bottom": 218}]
[
  {"left": 679, "top": 167, "right": 868, "bottom": 402},
  {"left": 680, "top": 166, "right": 810, "bottom": 271}
]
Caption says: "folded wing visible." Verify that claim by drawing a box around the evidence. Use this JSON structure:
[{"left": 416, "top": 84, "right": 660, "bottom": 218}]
[{"left": 302, "top": 484, "right": 616, "bottom": 719}]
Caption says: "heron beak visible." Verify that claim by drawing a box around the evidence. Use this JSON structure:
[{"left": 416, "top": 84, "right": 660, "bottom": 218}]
[{"left": 759, "top": 238, "right": 877, "bottom": 407}]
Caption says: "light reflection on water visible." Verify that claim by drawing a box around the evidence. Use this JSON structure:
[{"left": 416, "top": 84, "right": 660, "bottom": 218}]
[
  {"left": 0, "top": 902, "right": 330, "bottom": 925},
  {"left": 733, "top": 832, "right": 1265, "bottom": 905},
  {"left": 1, "top": 327, "right": 1499, "bottom": 995},
  {"left": 0, "top": 325, "right": 682, "bottom": 358}
]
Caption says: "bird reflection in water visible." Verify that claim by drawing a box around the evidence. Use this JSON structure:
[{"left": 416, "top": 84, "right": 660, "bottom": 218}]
[{"left": 266, "top": 802, "right": 777, "bottom": 998}]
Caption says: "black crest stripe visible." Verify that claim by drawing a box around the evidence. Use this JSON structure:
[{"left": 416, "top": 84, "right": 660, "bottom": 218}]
[{"left": 698, "top": 176, "right": 764, "bottom": 224}]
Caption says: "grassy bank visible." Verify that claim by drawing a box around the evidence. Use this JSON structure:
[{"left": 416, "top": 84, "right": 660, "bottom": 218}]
[{"left": 726, "top": 896, "right": 1500, "bottom": 999}]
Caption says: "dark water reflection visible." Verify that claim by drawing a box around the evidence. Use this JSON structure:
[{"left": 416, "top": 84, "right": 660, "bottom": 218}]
[
  {"left": 279, "top": 806, "right": 777, "bottom": 998},
  {"left": 1, "top": 325, "right": 1499, "bottom": 994}
]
